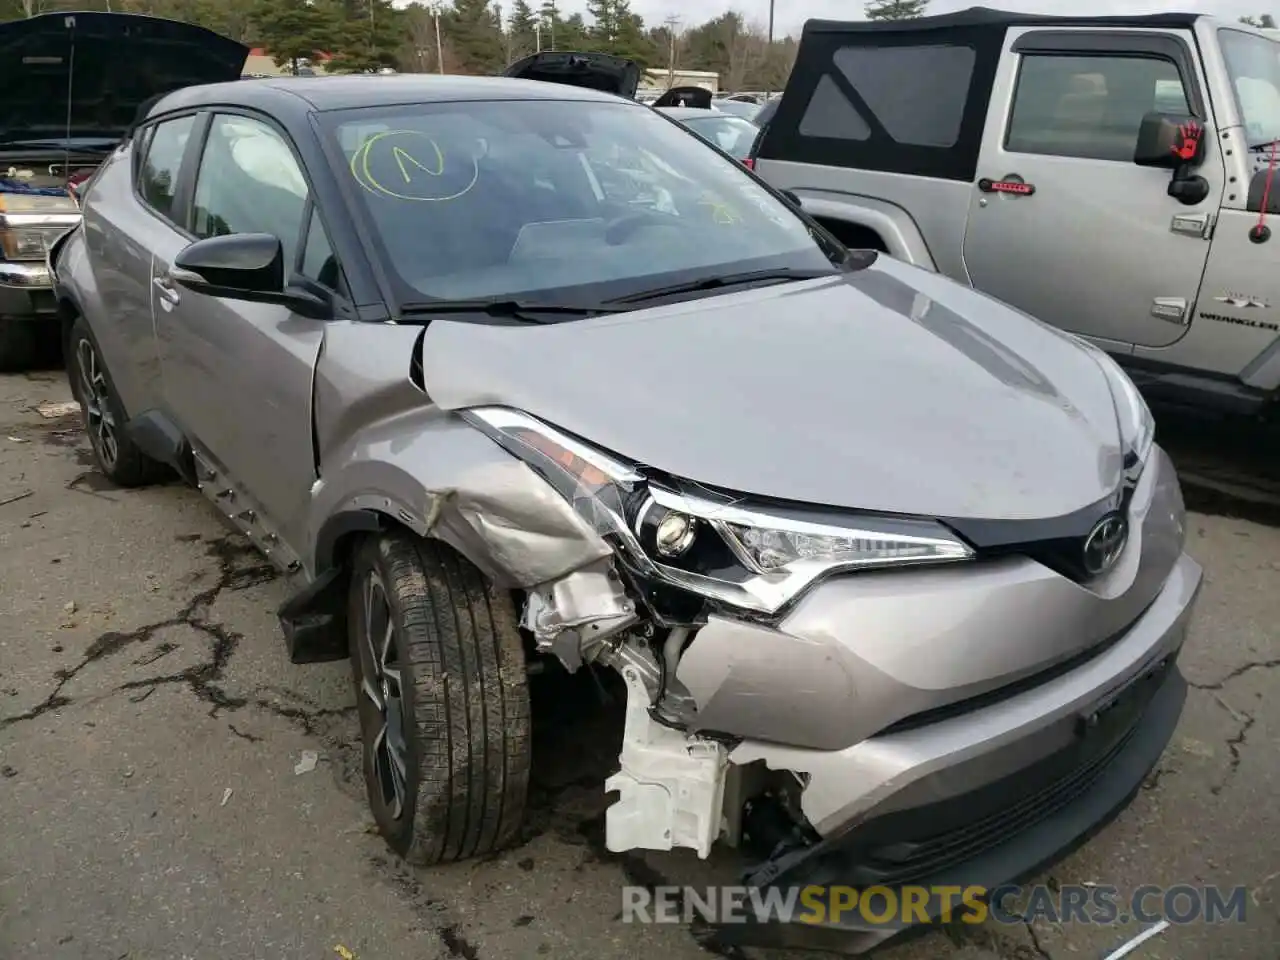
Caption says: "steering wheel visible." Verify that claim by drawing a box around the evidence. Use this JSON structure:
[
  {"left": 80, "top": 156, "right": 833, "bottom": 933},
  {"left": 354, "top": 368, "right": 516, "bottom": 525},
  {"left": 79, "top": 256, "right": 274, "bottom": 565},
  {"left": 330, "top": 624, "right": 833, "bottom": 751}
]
[{"left": 604, "top": 212, "right": 682, "bottom": 246}]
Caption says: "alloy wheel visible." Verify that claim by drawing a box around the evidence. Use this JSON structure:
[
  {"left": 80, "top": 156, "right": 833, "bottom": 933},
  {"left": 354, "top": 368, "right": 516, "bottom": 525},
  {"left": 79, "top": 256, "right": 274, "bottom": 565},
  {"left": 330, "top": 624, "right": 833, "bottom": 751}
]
[
  {"left": 75, "top": 337, "right": 118, "bottom": 470},
  {"left": 357, "top": 571, "right": 409, "bottom": 820}
]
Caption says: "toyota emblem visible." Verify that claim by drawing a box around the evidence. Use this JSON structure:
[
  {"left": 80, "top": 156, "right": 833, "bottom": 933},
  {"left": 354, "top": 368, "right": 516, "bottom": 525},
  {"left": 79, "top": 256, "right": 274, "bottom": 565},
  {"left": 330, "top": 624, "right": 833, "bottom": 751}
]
[{"left": 1083, "top": 513, "right": 1128, "bottom": 576}]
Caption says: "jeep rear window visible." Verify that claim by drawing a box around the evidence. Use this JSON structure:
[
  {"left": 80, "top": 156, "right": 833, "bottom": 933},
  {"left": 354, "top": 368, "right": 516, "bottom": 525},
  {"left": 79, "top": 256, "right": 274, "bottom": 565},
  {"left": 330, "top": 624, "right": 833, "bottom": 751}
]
[
  {"left": 831, "top": 45, "right": 976, "bottom": 148},
  {"left": 758, "top": 24, "right": 1003, "bottom": 181}
]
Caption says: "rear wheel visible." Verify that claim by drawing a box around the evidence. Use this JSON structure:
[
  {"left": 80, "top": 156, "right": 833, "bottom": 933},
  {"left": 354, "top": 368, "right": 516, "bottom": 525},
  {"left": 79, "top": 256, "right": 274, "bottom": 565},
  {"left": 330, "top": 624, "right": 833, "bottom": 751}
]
[
  {"left": 67, "top": 315, "right": 168, "bottom": 487},
  {"left": 349, "top": 532, "right": 531, "bottom": 865}
]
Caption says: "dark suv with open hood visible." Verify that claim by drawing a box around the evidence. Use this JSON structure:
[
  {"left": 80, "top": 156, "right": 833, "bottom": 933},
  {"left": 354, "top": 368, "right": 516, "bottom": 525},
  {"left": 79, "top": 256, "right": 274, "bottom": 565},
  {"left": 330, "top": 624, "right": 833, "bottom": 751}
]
[{"left": 0, "top": 11, "right": 246, "bottom": 370}]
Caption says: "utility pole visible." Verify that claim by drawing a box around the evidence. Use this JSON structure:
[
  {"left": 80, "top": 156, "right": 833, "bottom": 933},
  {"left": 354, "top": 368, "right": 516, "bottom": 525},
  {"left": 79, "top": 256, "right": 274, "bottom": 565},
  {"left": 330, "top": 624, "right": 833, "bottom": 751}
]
[
  {"left": 767, "top": 0, "right": 774, "bottom": 43},
  {"left": 431, "top": 2, "right": 444, "bottom": 73},
  {"left": 664, "top": 15, "right": 680, "bottom": 90},
  {"left": 535, "top": 21, "right": 542, "bottom": 52}
]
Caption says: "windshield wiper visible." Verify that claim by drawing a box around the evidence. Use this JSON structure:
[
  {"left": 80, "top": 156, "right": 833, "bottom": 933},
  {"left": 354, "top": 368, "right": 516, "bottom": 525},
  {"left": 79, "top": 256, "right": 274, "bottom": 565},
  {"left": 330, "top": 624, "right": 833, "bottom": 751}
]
[
  {"left": 399, "top": 298, "right": 623, "bottom": 323},
  {"left": 605, "top": 268, "right": 836, "bottom": 306}
]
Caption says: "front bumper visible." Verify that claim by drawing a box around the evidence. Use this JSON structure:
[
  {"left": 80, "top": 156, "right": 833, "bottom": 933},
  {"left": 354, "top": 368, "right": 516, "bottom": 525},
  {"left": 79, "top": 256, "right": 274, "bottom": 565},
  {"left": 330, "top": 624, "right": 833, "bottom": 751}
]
[
  {"left": 704, "top": 546, "right": 1199, "bottom": 952},
  {"left": 0, "top": 261, "right": 56, "bottom": 320},
  {"left": 714, "top": 657, "right": 1188, "bottom": 953}
]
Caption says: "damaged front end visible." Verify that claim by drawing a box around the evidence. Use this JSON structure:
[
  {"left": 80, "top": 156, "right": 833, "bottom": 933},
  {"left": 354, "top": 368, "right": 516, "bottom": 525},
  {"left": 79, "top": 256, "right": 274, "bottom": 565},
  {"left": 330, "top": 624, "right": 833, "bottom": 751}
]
[{"left": 463, "top": 405, "right": 973, "bottom": 865}]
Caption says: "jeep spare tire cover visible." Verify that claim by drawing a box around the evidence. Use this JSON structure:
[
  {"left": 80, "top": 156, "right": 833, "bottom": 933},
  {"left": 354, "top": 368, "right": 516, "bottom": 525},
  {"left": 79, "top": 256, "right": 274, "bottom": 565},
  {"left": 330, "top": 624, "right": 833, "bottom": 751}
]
[{"left": 502, "top": 51, "right": 641, "bottom": 99}]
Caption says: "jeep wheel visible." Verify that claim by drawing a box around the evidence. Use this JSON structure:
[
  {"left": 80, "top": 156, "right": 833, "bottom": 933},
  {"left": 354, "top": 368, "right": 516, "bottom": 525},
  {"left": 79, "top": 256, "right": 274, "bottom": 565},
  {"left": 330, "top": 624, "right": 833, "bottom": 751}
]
[
  {"left": 67, "top": 316, "right": 168, "bottom": 487},
  {"left": 349, "top": 532, "right": 531, "bottom": 865},
  {"left": 0, "top": 318, "right": 41, "bottom": 372}
]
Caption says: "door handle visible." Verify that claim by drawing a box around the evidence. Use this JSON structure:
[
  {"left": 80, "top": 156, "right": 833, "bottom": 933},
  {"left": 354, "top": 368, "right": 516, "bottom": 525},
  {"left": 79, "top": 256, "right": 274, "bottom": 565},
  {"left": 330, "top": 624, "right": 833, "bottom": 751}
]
[
  {"left": 153, "top": 275, "right": 181, "bottom": 306},
  {"left": 978, "top": 176, "right": 1036, "bottom": 196}
]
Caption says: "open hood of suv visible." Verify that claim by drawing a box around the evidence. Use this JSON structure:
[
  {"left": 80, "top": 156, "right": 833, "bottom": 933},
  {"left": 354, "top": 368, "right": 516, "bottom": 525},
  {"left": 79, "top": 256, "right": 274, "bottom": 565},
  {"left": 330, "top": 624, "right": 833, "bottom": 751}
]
[
  {"left": 0, "top": 12, "right": 248, "bottom": 147},
  {"left": 502, "top": 51, "right": 641, "bottom": 99},
  {"left": 653, "top": 86, "right": 713, "bottom": 109}
]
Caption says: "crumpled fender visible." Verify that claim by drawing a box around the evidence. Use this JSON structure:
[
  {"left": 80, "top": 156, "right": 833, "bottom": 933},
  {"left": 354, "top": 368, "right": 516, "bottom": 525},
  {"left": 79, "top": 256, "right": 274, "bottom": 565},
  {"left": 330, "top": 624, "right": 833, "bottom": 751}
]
[{"left": 306, "top": 322, "right": 612, "bottom": 587}]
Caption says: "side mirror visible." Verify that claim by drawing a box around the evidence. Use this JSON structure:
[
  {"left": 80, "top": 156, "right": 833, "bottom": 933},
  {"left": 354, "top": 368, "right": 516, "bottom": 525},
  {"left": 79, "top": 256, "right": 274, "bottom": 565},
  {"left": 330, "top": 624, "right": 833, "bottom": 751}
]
[
  {"left": 1134, "top": 112, "right": 1206, "bottom": 169},
  {"left": 172, "top": 233, "right": 330, "bottom": 319}
]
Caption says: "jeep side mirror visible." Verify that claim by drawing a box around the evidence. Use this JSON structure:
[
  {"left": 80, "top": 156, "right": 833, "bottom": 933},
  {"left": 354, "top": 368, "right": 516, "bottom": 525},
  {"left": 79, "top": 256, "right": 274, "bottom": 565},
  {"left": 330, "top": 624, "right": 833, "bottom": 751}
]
[
  {"left": 1133, "top": 112, "right": 1211, "bottom": 206},
  {"left": 1134, "top": 112, "right": 1205, "bottom": 169},
  {"left": 172, "top": 233, "right": 330, "bottom": 320}
]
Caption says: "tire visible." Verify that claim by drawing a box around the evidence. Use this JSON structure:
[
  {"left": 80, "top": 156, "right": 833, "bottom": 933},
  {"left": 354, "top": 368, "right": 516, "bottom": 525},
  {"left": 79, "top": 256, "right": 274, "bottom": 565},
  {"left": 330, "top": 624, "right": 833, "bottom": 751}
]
[
  {"left": 349, "top": 531, "right": 531, "bottom": 865},
  {"left": 0, "top": 317, "right": 41, "bottom": 372},
  {"left": 66, "top": 315, "right": 169, "bottom": 487}
]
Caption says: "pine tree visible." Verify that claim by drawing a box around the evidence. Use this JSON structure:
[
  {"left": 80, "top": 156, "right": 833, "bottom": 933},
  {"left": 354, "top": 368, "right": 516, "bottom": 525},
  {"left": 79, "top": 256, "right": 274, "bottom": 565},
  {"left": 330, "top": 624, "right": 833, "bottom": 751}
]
[
  {"left": 450, "top": 0, "right": 506, "bottom": 73},
  {"left": 538, "top": 0, "right": 561, "bottom": 50},
  {"left": 253, "top": 0, "right": 338, "bottom": 74},
  {"left": 864, "top": 0, "right": 929, "bottom": 21},
  {"left": 560, "top": 12, "right": 588, "bottom": 49},
  {"left": 327, "top": 0, "right": 402, "bottom": 72},
  {"left": 509, "top": 0, "right": 538, "bottom": 58}
]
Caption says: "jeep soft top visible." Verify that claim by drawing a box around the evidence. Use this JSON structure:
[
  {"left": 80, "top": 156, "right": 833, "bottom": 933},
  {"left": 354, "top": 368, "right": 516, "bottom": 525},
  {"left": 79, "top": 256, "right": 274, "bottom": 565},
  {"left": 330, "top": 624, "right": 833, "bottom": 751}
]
[{"left": 757, "top": 6, "right": 1204, "bottom": 182}]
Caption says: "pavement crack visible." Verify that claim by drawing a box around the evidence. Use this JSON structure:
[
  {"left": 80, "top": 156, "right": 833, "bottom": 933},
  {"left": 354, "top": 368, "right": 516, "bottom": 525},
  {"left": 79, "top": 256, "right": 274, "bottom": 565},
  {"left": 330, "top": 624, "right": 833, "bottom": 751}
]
[
  {"left": 0, "top": 534, "right": 272, "bottom": 729},
  {"left": 1024, "top": 919, "right": 1054, "bottom": 960},
  {"left": 1211, "top": 705, "right": 1257, "bottom": 797},
  {"left": 250, "top": 697, "right": 356, "bottom": 736},
  {"left": 227, "top": 723, "right": 263, "bottom": 743},
  {"left": 1189, "top": 658, "right": 1280, "bottom": 691}
]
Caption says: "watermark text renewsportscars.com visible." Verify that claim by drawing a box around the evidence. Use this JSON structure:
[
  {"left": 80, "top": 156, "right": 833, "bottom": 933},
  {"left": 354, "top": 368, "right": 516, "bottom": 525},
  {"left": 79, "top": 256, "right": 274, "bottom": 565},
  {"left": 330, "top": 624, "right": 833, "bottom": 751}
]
[{"left": 621, "top": 884, "right": 1248, "bottom": 926}]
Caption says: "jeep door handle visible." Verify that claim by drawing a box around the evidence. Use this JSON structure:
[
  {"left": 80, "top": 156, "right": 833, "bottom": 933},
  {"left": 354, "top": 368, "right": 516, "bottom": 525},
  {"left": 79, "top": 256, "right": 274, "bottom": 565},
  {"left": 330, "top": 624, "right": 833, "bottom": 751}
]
[{"left": 978, "top": 176, "right": 1036, "bottom": 196}]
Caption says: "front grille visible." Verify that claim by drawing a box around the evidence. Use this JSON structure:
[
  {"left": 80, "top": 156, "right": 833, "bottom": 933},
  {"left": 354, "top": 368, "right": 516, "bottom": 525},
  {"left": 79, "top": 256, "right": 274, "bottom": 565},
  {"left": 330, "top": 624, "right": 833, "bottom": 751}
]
[
  {"left": 837, "top": 657, "right": 1173, "bottom": 888},
  {"left": 861, "top": 723, "right": 1136, "bottom": 886}
]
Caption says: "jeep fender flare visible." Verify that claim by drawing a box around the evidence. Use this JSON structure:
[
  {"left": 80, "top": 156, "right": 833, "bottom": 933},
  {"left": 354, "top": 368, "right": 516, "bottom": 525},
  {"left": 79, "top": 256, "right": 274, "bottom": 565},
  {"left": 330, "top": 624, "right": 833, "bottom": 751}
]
[{"left": 793, "top": 192, "right": 937, "bottom": 271}]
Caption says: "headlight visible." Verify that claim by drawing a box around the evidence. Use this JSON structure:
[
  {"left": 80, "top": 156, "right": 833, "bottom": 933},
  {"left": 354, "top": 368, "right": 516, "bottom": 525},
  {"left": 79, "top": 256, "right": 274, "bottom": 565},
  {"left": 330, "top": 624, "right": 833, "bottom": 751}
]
[
  {"left": 0, "top": 201, "right": 82, "bottom": 262},
  {"left": 0, "top": 227, "right": 58, "bottom": 260},
  {"left": 463, "top": 406, "right": 974, "bottom": 615},
  {"left": 1086, "top": 346, "right": 1155, "bottom": 477}
]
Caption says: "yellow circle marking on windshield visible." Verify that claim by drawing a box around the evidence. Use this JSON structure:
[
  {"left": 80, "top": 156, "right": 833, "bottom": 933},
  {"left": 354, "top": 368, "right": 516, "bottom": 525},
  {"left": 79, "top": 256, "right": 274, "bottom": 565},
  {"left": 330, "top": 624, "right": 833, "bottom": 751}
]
[
  {"left": 349, "top": 129, "right": 478, "bottom": 202},
  {"left": 697, "top": 195, "right": 742, "bottom": 225}
]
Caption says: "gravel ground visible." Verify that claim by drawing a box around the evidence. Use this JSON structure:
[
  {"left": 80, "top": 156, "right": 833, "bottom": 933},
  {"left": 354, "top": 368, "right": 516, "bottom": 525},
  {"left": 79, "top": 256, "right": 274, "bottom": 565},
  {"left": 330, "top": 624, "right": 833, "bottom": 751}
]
[{"left": 1, "top": 369, "right": 1277, "bottom": 960}]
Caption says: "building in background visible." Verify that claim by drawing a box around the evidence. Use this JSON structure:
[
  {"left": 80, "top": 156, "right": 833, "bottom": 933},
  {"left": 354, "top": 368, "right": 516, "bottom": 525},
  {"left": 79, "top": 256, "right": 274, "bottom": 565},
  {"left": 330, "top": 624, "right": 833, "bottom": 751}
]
[
  {"left": 639, "top": 68, "right": 719, "bottom": 95},
  {"left": 242, "top": 48, "right": 334, "bottom": 77}
]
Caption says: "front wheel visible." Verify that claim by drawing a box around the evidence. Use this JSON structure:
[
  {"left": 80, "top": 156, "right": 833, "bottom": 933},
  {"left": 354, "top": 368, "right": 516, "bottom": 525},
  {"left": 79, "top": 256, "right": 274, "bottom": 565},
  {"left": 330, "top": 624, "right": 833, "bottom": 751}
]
[{"left": 349, "top": 532, "right": 531, "bottom": 865}]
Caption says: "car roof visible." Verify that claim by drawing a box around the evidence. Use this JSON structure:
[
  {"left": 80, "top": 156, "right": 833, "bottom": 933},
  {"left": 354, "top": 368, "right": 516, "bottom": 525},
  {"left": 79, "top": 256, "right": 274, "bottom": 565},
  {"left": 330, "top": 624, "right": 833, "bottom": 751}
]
[{"left": 149, "top": 73, "right": 635, "bottom": 121}]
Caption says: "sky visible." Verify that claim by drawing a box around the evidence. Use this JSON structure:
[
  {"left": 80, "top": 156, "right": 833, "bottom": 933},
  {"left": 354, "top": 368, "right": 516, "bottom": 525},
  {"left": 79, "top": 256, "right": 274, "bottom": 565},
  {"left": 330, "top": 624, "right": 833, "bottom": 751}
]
[{"left": 403, "top": 0, "right": 1274, "bottom": 39}]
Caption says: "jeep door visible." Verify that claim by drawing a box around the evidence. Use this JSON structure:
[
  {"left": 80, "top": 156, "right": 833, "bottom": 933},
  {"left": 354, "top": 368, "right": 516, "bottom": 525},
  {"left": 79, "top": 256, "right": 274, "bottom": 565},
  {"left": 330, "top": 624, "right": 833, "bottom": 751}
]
[
  {"left": 962, "top": 28, "right": 1225, "bottom": 350},
  {"left": 152, "top": 111, "right": 330, "bottom": 553}
]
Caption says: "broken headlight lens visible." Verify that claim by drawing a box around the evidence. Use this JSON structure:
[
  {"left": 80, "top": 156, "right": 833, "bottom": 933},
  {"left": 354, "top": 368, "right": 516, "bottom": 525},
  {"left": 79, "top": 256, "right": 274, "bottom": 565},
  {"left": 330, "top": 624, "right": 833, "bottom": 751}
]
[{"left": 463, "top": 406, "right": 975, "bottom": 615}]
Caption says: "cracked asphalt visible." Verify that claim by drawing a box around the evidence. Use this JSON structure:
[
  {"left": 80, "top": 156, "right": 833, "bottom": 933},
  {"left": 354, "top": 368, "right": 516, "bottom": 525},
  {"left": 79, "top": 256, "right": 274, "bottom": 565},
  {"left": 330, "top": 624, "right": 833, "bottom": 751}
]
[{"left": 2, "top": 368, "right": 1278, "bottom": 960}]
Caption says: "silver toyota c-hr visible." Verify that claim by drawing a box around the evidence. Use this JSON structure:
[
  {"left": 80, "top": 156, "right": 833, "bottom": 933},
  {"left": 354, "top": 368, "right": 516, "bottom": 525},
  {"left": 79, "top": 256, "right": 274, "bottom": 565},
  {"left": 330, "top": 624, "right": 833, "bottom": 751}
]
[{"left": 50, "top": 59, "right": 1201, "bottom": 953}]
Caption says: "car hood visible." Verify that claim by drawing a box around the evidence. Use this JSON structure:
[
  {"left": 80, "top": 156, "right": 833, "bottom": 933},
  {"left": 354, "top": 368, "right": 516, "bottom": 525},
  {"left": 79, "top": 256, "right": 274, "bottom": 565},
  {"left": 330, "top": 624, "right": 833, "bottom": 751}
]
[
  {"left": 418, "top": 257, "right": 1126, "bottom": 521},
  {"left": 502, "top": 51, "right": 640, "bottom": 99},
  {"left": 0, "top": 12, "right": 247, "bottom": 146}
]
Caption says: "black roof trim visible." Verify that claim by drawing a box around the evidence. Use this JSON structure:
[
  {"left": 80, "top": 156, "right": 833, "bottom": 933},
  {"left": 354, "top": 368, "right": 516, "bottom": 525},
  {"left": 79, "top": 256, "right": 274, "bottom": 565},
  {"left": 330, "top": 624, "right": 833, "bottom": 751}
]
[{"left": 802, "top": 6, "right": 1201, "bottom": 36}]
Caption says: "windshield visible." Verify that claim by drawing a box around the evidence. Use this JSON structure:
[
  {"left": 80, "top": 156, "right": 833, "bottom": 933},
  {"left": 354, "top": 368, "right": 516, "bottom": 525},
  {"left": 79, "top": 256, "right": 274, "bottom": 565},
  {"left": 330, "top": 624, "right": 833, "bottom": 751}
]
[
  {"left": 678, "top": 114, "right": 760, "bottom": 158},
  {"left": 1220, "top": 28, "right": 1280, "bottom": 147},
  {"left": 323, "top": 98, "right": 835, "bottom": 304}
]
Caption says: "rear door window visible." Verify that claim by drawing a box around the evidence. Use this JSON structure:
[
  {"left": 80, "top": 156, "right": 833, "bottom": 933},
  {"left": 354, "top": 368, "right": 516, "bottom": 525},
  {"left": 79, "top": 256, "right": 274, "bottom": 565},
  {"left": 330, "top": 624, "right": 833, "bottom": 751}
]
[{"left": 137, "top": 114, "right": 197, "bottom": 221}]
